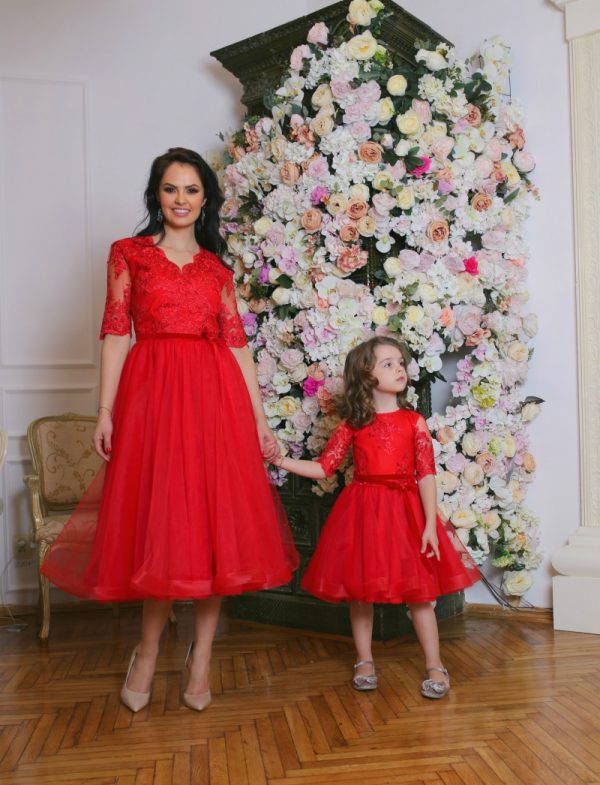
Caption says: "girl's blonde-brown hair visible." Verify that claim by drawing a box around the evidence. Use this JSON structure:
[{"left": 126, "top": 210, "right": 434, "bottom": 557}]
[{"left": 336, "top": 337, "right": 413, "bottom": 429}]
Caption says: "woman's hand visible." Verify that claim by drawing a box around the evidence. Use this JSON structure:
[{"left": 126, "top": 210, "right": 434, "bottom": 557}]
[
  {"left": 421, "top": 525, "right": 440, "bottom": 560},
  {"left": 257, "top": 420, "right": 279, "bottom": 463},
  {"left": 93, "top": 410, "right": 113, "bottom": 461}
]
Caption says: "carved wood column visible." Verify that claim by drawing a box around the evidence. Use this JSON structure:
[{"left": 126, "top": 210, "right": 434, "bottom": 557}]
[{"left": 550, "top": 0, "right": 600, "bottom": 633}]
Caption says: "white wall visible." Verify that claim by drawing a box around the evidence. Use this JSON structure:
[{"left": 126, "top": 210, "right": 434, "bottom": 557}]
[{"left": 0, "top": 0, "right": 575, "bottom": 608}]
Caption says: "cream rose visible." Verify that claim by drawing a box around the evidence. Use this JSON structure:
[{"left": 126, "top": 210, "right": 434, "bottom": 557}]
[
  {"left": 502, "top": 570, "right": 533, "bottom": 596},
  {"left": 396, "top": 109, "right": 420, "bottom": 136},
  {"left": 372, "top": 171, "right": 393, "bottom": 191},
  {"left": 347, "top": 30, "right": 378, "bottom": 60},
  {"left": 349, "top": 183, "right": 370, "bottom": 201},
  {"left": 358, "top": 215, "right": 377, "bottom": 236},
  {"left": 271, "top": 287, "right": 292, "bottom": 306},
  {"left": 278, "top": 396, "right": 300, "bottom": 417},
  {"left": 396, "top": 187, "right": 415, "bottom": 209},
  {"left": 462, "top": 432, "right": 482, "bottom": 456},
  {"left": 280, "top": 162, "right": 301, "bottom": 185},
  {"left": 327, "top": 193, "right": 348, "bottom": 215},
  {"left": 269, "top": 136, "right": 287, "bottom": 161},
  {"left": 501, "top": 161, "right": 521, "bottom": 186},
  {"left": 406, "top": 305, "right": 424, "bottom": 324},
  {"left": 436, "top": 426, "right": 455, "bottom": 445},
  {"left": 437, "top": 471, "right": 459, "bottom": 493},
  {"left": 463, "top": 462, "right": 485, "bottom": 486},
  {"left": 521, "top": 402, "right": 540, "bottom": 422},
  {"left": 387, "top": 74, "right": 408, "bottom": 96},
  {"left": 476, "top": 452, "right": 496, "bottom": 475},
  {"left": 417, "top": 283, "right": 437, "bottom": 304},
  {"left": 451, "top": 509, "right": 477, "bottom": 529},
  {"left": 507, "top": 341, "right": 528, "bottom": 362},
  {"left": 253, "top": 217, "right": 273, "bottom": 236},
  {"left": 372, "top": 306, "right": 389, "bottom": 326},
  {"left": 378, "top": 97, "right": 395, "bottom": 123},
  {"left": 311, "top": 113, "right": 335, "bottom": 137},
  {"left": 348, "top": 0, "right": 374, "bottom": 26},
  {"left": 311, "top": 84, "right": 334, "bottom": 108},
  {"left": 383, "top": 256, "right": 402, "bottom": 277},
  {"left": 483, "top": 511, "right": 501, "bottom": 531}
]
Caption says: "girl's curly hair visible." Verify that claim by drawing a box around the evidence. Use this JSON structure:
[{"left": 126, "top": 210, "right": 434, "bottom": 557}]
[{"left": 336, "top": 337, "right": 413, "bottom": 429}]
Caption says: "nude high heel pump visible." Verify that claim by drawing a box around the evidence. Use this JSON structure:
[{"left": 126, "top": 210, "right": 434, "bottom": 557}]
[
  {"left": 183, "top": 642, "right": 212, "bottom": 712},
  {"left": 120, "top": 647, "right": 152, "bottom": 712}
]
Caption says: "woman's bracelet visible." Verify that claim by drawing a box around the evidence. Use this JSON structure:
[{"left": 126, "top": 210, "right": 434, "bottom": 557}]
[{"left": 98, "top": 405, "right": 112, "bottom": 416}]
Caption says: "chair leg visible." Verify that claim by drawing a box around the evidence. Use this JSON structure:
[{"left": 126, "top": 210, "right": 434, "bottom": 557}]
[{"left": 38, "top": 545, "right": 51, "bottom": 641}]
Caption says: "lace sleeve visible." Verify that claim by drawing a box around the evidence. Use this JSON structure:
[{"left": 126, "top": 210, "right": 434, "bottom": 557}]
[
  {"left": 317, "top": 421, "right": 354, "bottom": 477},
  {"left": 415, "top": 415, "right": 436, "bottom": 480},
  {"left": 218, "top": 270, "right": 247, "bottom": 348},
  {"left": 99, "top": 242, "right": 132, "bottom": 339}
]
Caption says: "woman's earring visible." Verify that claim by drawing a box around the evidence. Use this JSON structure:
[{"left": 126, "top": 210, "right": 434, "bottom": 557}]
[{"left": 157, "top": 208, "right": 163, "bottom": 223}]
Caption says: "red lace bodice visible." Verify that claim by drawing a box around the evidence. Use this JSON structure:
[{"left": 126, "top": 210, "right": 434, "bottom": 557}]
[
  {"left": 99, "top": 236, "right": 247, "bottom": 346},
  {"left": 318, "top": 409, "right": 436, "bottom": 481}
]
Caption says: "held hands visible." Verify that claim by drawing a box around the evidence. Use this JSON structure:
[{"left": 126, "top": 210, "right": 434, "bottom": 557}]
[
  {"left": 421, "top": 524, "right": 440, "bottom": 561},
  {"left": 93, "top": 409, "right": 113, "bottom": 461},
  {"left": 257, "top": 420, "right": 280, "bottom": 464}
]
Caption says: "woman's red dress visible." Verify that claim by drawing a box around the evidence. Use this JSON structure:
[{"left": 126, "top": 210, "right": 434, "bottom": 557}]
[
  {"left": 300, "top": 409, "right": 479, "bottom": 604},
  {"left": 41, "top": 236, "right": 298, "bottom": 600}
]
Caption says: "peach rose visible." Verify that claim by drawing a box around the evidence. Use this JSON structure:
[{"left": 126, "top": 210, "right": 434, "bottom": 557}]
[
  {"left": 280, "top": 162, "right": 301, "bottom": 185},
  {"left": 465, "top": 327, "right": 490, "bottom": 347},
  {"left": 522, "top": 452, "right": 536, "bottom": 472},
  {"left": 337, "top": 245, "right": 368, "bottom": 273},
  {"left": 464, "top": 104, "right": 482, "bottom": 127},
  {"left": 301, "top": 209, "right": 323, "bottom": 233},
  {"left": 439, "top": 306, "right": 455, "bottom": 328},
  {"left": 508, "top": 126, "right": 525, "bottom": 149},
  {"left": 248, "top": 298, "right": 268, "bottom": 314},
  {"left": 436, "top": 426, "right": 455, "bottom": 445},
  {"left": 347, "top": 199, "right": 368, "bottom": 220},
  {"left": 358, "top": 141, "right": 382, "bottom": 164},
  {"left": 476, "top": 452, "right": 496, "bottom": 475},
  {"left": 311, "top": 113, "right": 335, "bottom": 137},
  {"left": 471, "top": 192, "right": 493, "bottom": 212},
  {"left": 339, "top": 223, "right": 360, "bottom": 243},
  {"left": 426, "top": 220, "right": 449, "bottom": 243}
]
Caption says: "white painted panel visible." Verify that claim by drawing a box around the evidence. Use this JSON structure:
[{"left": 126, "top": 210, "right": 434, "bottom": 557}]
[
  {"left": 0, "top": 77, "right": 93, "bottom": 366},
  {"left": 4, "top": 386, "right": 96, "bottom": 437}
]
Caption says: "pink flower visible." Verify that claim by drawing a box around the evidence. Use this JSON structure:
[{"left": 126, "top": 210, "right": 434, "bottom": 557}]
[
  {"left": 455, "top": 305, "right": 483, "bottom": 337},
  {"left": 372, "top": 192, "right": 396, "bottom": 215},
  {"left": 349, "top": 121, "right": 371, "bottom": 140},
  {"left": 311, "top": 185, "right": 329, "bottom": 205},
  {"left": 279, "top": 246, "right": 299, "bottom": 275},
  {"left": 290, "top": 45, "right": 310, "bottom": 72},
  {"left": 303, "top": 377, "right": 323, "bottom": 396},
  {"left": 386, "top": 160, "right": 407, "bottom": 180},
  {"left": 331, "top": 79, "right": 352, "bottom": 98},
  {"left": 337, "top": 245, "right": 368, "bottom": 273},
  {"left": 412, "top": 99, "right": 432, "bottom": 124},
  {"left": 463, "top": 256, "right": 479, "bottom": 276},
  {"left": 307, "top": 156, "right": 329, "bottom": 179},
  {"left": 408, "top": 156, "right": 431, "bottom": 178},
  {"left": 307, "top": 22, "right": 329, "bottom": 45}
]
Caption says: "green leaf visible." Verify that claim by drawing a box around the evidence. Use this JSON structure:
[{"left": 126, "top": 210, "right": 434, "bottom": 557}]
[{"left": 276, "top": 274, "right": 294, "bottom": 289}]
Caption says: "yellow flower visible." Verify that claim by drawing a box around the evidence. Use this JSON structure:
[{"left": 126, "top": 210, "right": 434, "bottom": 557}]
[
  {"left": 387, "top": 74, "right": 408, "bottom": 96},
  {"left": 253, "top": 217, "right": 273, "bottom": 236},
  {"left": 378, "top": 97, "right": 395, "bottom": 123},
  {"left": 372, "top": 306, "right": 389, "bottom": 326},
  {"left": 372, "top": 171, "right": 394, "bottom": 191},
  {"left": 396, "top": 187, "right": 415, "bottom": 209},
  {"left": 347, "top": 31, "right": 378, "bottom": 60},
  {"left": 406, "top": 305, "right": 424, "bottom": 324},
  {"left": 396, "top": 109, "right": 420, "bottom": 136}
]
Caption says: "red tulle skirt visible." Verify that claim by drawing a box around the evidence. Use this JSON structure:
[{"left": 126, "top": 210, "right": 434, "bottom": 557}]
[
  {"left": 300, "top": 476, "right": 479, "bottom": 604},
  {"left": 41, "top": 335, "right": 298, "bottom": 601}
]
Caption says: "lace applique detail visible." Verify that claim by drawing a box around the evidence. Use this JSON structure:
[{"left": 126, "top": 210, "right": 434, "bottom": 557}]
[
  {"left": 99, "top": 242, "right": 132, "bottom": 339},
  {"left": 318, "top": 421, "right": 354, "bottom": 477},
  {"left": 414, "top": 415, "right": 436, "bottom": 480},
  {"left": 218, "top": 272, "right": 247, "bottom": 348}
]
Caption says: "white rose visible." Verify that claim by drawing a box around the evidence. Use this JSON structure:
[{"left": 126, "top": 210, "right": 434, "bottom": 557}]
[
  {"left": 396, "top": 110, "right": 420, "bottom": 136},
  {"left": 463, "top": 462, "right": 485, "bottom": 486},
  {"left": 347, "top": 30, "right": 378, "bottom": 60},
  {"left": 451, "top": 508, "right": 477, "bottom": 529},
  {"left": 500, "top": 207, "right": 514, "bottom": 228},
  {"left": 417, "top": 283, "right": 437, "bottom": 303},
  {"left": 268, "top": 267, "right": 282, "bottom": 284},
  {"left": 521, "top": 402, "right": 540, "bottom": 422},
  {"left": 312, "top": 84, "right": 334, "bottom": 108},
  {"left": 507, "top": 341, "right": 528, "bottom": 363},
  {"left": 416, "top": 48, "right": 449, "bottom": 71},
  {"left": 278, "top": 396, "right": 300, "bottom": 417},
  {"left": 462, "top": 432, "right": 482, "bottom": 457},
  {"left": 396, "top": 187, "right": 415, "bottom": 209},
  {"left": 348, "top": 0, "right": 374, "bottom": 26},
  {"left": 383, "top": 256, "right": 402, "bottom": 277},
  {"left": 272, "top": 371, "right": 291, "bottom": 394},
  {"left": 271, "top": 287, "right": 292, "bottom": 305},
  {"left": 501, "top": 161, "right": 520, "bottom": 186},
  {"left": 242, "top": 252, "right": 256, "bottom": 269},
  {"left": 254, "top": 217, "right": 273, "bottom": 236},
  {"left": 423, "top": 354, "right": 442, "bottom": 373},
  {"left": 513, "top": 150, "right": 535, "bottom": 173},
  {"left": 502, "top": 570, "right": 533, "bottom": 596},
  {"left": 387, "top": 74, "right": 408, "bottom": 96},
  {"left": 522, "top": 314, "right": 538, "bottom": 338},
  {"left": 288, "top": 363, "right": 308, "bottom": 383},
  {"left": 406, "top": 305, "right": 424, "bottom": 324},
  {"left": 372, "top": 306, "right": 389, "bottom": 326},
  {"left": 483, "top": 511, "right": 501, "bottom": 531}
]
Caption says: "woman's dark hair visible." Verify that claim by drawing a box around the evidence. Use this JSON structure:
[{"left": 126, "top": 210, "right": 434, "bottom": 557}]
[
  {"left": 336, "top": 336, "right": 413, "bottom": 429},
  {"left": 136, "top": 147, "right": 225, "bottom": 256}
]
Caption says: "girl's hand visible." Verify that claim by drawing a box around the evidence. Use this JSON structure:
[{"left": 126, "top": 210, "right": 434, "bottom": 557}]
[
  {"left": 421, "top": 526, "right": 440, "bottom": 560},
  {"left": 257, "top": 421, "right": 279, "bottom": 463},
  {"left": 93, "top": 411, "right": 113, "bottom": 461}
]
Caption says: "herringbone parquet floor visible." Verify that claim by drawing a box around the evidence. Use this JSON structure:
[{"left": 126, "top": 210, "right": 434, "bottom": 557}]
[{"left": 0, "top": 604, "right": 599, "bottom": 784}]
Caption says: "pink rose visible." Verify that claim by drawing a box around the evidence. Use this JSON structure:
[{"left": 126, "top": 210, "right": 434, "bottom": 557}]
[
  {"left": 303, "top": 377, "right": 324, "bottom": 397},
  {"left": 463, "top": 256, "right": 479, "bottom": 275},
  {"left": 337, "top": 245, "right": 368, "bottom": 273},
  {"left": 455, "top": 305, "right": 483, "bottom": 336},
  {"left": 307, "top": 155, "right": 329, "bottom": 179},
  {"left": 280, "top": 162, "right": 301, "bottom": 185},
  {"left": 399, "top": 249, "right": 421, "bottom": 270},
  {"left": 485, "top": 138, "right": 504, "bottom": 161},
  {"left": 409, "top": 156, "right": 431, "bottom": 178},
  {"left": 474, "top": 155, "right": 493, "bottom": 179},
  {"left": 307, "top": 22, "right": 329, "bottom": 45},
  {"left": 439, "top": 306, "right": 455, "bottom": 328},
  {"left": 331, "top": 79, "right": 352, "bottom": 98},
  {"left": 349, "top": 121, "right": 371, "bottom": 140},
  {"left": 387, "top": 160, "right": 407, "bottom": 180},
  {"left": 290, "top": 45, "right": 310, "bottom": 72},
  {"left": 437, "top": 426, "right": 456, "bottom": 445},
  {"left": 513, "top": 150, "right": 535, "bottom": 173},
  {"left": 339, "top": 223, "right": 360, "bottom": 243},
  {"left": 431, "top": 136, "right": 454, "bottom": 161},
  {"left": 508, "top": 126, "right": 525, "bottom": 149},
  {"left": 372, "top": 192, "right": 396, "bottom": 215},
  {"left": 412, "top": 99, "right": 432, "bottom": 124}
]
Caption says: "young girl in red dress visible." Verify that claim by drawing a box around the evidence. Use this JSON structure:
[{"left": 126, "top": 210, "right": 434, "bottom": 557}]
[
  {"left": 41, "top": 148, "right": 298, "bottom": 713},
  {"left": 271, "top": 336, "right": 479, "bottom": 699}
]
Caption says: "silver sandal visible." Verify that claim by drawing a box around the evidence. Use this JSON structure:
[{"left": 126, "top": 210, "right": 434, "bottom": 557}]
[
  {"left": 421, "top": 666, "right": 450, "bottom": 699},
  {"left": 352, "top": 660, "right": 377, "bottom": 691}
]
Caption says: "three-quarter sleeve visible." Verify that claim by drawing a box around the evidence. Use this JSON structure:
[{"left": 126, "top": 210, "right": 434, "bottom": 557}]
[
  {"left": 99, "top": 242, "right": 132, "bottom": 339},
  {"left": 414, "top": 415, "right": 436, "bottom": 480},
  {"left": 218, "top": 269, "right": 247, "bottom": 348},
  {"left": 317, "top": 421, "right": 354, "bottom": 477}
]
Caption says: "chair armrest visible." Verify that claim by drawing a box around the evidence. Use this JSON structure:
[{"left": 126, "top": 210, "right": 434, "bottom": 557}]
[{"left": 24, "top": 474, "right": 46, "bottom": 536}]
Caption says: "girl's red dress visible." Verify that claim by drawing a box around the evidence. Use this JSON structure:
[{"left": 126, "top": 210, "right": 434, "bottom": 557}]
[
  {"left": 41, "top": 236, "right": 298, "bottom": 600},
  {"left": 300, "top": 410, "right": 479, "bottom": 603}
]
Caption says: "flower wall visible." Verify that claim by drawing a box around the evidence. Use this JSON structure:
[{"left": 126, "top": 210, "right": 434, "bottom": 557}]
[{"left": 218, "top": 0, "right": 542, "bottom": 591}]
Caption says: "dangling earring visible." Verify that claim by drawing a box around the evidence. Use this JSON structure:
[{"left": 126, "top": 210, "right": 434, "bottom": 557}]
[{"left": 157, "top": 208, "right": 163, "bottom": 223}]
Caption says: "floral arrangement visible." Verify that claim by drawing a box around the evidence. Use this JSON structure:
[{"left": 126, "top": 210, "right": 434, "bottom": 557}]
[{"left": 218, "top": 0, "right": 542, "bottom": 591}]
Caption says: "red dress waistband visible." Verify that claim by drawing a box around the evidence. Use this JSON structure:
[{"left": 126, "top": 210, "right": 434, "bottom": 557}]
[
  {"left": 135, "top": 333, "right": 206, "bottom": 341},
  {"left": 353, "top": 473, "right": 418, "bottom": 491}
]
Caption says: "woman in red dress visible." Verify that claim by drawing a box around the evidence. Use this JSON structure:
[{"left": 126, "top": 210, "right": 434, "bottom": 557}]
[
  {"left": 271, "top": 337, "right": 479, "bottom": 699},
  {"left": 42, "top": 147, "right": 298, "bottom": 712}
]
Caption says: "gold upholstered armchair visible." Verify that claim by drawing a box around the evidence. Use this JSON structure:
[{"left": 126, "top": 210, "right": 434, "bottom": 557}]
[{"left": 24, "top": 413, "right": 102, "bottom": 640}]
